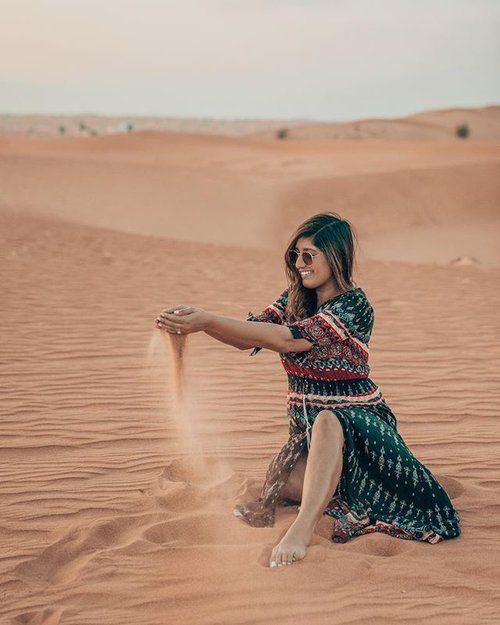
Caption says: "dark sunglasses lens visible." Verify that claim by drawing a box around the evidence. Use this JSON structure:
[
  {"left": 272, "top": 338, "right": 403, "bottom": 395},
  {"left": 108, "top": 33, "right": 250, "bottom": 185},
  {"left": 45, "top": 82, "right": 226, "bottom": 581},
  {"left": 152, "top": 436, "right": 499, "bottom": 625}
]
[
  {"left": 303, "top": 252, "right": 313, "bottom": 265},
  {"left": 289, "top": 250, "right": 298, "bottom": 263}
]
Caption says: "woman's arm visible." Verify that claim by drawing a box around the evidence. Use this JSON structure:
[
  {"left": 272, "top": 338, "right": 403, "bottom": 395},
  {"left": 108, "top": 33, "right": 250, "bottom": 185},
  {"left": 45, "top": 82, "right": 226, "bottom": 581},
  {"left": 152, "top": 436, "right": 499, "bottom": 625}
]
[
  {"left": 204, "top": 314, "right": 312, "bottom": 353},
  {"left": 157, "top": 305, "right": 269, "bottom": 349},
  {"left": 204, "top": 326, "right": 257, "bottom": 350},
  {"left": 155, "top": 305, "right": 312, "bottom": 353}
]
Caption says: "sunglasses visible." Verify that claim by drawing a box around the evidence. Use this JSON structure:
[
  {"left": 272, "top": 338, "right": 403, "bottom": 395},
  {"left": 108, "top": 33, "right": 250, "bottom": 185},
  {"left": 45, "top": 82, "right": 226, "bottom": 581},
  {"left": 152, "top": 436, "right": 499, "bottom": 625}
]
[{"left": 288, "top": 249, "right": 321, "bottom": 266}]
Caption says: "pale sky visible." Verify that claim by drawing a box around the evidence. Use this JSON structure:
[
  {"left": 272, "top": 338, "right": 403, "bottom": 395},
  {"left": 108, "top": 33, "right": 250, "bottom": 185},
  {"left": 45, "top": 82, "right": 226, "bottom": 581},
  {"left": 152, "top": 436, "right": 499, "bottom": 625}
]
[{"left": 1, "top": 0, "right": 499, "bottom": 120}]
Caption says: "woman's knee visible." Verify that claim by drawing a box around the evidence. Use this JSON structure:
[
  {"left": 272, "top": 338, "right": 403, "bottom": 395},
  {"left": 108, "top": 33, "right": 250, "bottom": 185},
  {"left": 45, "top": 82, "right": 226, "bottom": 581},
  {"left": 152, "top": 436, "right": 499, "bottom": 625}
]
[{"left": 313, "top": 410, "right": 344, "bottom": 439}]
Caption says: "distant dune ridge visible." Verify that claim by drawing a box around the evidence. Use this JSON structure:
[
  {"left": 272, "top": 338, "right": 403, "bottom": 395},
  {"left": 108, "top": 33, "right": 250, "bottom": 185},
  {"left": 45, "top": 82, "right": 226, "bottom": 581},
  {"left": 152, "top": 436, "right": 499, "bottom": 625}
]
[
  {"left": 1, "top": 104, "right": 499, "bottom": 140},
  {"left": 1, "top": 105, "right": 500, "bottom": 624}
]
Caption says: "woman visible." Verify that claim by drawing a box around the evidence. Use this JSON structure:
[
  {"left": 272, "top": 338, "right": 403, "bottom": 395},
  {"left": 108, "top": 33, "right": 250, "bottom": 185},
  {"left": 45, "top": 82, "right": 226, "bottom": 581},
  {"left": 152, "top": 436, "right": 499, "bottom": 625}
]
[{"left": 155, "top": 212, "right": 461, "bottom": 569}]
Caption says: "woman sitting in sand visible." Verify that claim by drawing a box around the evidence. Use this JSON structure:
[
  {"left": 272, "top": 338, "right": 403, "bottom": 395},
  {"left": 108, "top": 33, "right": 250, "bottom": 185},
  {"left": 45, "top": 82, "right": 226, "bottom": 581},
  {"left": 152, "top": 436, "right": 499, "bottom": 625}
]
[{"left": 155, "top": 212, "right": 461, "bottom": 568}]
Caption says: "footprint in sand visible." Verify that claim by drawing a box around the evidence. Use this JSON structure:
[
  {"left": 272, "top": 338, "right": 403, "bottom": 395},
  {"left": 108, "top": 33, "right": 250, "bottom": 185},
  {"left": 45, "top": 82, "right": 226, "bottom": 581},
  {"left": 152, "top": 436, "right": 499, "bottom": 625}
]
[
  {"left": 14, "top": 515, "right": 149, "bottom": 585},
  {"left": 150, "top": 457, "right": 244, "bottom": 508},
  {"left": 436, "top": 474, "right": 464, "bottom": 499},
  {"left": 14, "top": 457, "right": 260, "bottom": 587},
  {"left": 15, "top": 461, "right": 246, "bottom": 586},
  {"left": 351, "top": 534, "right": 417, "bottom": 558},
  {"left": 12, "top": 607, "right": 64, "bottom": 625}
]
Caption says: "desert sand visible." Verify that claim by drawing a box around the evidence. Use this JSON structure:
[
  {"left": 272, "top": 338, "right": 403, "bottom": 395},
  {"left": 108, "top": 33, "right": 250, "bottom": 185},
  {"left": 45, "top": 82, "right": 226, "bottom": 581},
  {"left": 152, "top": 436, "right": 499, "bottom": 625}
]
[{"left": 1, "top": 107, "right": 500, "bottom": 624}]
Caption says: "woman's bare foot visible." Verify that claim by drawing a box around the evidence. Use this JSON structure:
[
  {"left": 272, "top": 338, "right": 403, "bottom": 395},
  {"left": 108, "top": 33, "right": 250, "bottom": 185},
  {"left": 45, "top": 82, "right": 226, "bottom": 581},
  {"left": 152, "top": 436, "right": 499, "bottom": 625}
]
[{"left": 269, "top": 520, "right": 313, "bottom": 568}]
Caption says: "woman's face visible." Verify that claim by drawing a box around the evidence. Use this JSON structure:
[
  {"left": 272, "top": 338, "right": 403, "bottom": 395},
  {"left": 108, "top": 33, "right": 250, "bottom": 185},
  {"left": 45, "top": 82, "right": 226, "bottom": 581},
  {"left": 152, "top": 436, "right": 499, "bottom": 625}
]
[{"left": 293, "top": 236, "right": 333, "bottom": 289}]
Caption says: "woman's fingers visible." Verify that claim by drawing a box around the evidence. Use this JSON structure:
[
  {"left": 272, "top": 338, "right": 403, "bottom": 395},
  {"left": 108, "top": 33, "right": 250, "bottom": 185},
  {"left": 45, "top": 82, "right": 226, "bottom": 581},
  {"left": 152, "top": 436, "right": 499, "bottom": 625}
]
[
  {"left": 160, "top": 311, "right": 180, "bottom": 320},
  {"left": 158, "top": 311, "right": 187, "bottom": 325},
  {"left": 155, "top": 316, "right": 178, "bottom": 332},
  {"left": 155, "top": 312, "right": 190, "bottom": 334},
  {"left": 155, "top": 318, "right": 168, "bottom": 331},
  {"left": 159, "top": 309, "right": 195, "bottom": 324},
  {"left": 155, "top": 307, "right": 195, "bottom": 333},
  {"left": 162, "top": 305, "right": 192, "bottom": 315}
]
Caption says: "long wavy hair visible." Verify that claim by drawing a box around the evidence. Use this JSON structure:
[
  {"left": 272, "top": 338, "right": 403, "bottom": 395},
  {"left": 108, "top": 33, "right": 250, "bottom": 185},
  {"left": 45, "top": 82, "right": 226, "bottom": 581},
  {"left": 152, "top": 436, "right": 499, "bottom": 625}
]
[{"left": 284, "top": 212, "right": 359, "bottom": 322}]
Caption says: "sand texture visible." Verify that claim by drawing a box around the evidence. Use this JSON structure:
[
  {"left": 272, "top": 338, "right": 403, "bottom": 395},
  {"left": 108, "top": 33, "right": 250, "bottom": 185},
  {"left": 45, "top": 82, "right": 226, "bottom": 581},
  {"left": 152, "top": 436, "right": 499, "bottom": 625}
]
[{"left": 1, "top": 108, "right": 500, "bottom": 624}]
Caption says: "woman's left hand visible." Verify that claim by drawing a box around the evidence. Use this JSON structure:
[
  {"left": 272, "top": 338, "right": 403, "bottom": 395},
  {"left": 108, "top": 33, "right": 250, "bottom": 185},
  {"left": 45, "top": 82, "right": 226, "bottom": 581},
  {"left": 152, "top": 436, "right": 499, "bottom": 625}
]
[{"left": 155, "top": 305, "right": 212, "bottom": 335}]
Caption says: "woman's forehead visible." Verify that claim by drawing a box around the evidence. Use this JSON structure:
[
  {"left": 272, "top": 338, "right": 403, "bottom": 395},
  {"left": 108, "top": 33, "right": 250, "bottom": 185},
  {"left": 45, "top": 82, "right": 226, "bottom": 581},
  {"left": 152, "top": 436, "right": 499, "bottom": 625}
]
[{"left": 295, "top": 236, "right": 318, "bottom": 251}]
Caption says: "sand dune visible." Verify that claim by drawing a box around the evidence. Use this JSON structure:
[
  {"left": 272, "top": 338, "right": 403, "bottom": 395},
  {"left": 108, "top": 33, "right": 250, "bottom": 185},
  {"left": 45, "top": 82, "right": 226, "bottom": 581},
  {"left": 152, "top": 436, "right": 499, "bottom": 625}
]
[
  {"left": 1, "top": 109, "right": 500, "bottom": 624},
  {"left": 1, "top": 131, "right": 499, "bottom": 264}
]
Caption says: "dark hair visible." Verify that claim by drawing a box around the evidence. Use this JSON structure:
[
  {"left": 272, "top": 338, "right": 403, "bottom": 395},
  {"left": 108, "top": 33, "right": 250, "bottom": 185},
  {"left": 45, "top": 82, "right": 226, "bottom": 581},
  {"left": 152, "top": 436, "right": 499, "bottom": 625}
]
[{"left": 283, "top": 212, "right": 358, "bottom": 322}]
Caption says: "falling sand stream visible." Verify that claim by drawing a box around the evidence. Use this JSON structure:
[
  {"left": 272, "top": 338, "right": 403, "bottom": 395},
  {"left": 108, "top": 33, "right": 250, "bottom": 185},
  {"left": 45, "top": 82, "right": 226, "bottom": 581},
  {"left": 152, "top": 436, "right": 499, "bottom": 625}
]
[
  {"left": 146, "top": 330, "right": 242, "bottom": 500},
  {"left": 146, "top": 331, "right": 203, "bottom": 465}
]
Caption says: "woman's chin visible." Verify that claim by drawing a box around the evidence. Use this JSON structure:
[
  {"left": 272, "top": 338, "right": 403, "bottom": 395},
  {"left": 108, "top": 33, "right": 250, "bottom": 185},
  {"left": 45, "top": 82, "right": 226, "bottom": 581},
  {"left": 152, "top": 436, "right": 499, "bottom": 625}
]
[{"left": 303, "top": 283, "right": 317, "bottom": 291}]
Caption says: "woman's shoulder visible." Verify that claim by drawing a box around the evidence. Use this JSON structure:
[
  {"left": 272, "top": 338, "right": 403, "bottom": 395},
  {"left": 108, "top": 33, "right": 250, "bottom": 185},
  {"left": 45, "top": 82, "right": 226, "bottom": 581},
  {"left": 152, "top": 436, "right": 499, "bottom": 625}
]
[
  {"left": 325, "top": 286, "right": 374, "bottom": 341},
  {"left": 324, "top": 285, "right": 371, "bottom": 310}
]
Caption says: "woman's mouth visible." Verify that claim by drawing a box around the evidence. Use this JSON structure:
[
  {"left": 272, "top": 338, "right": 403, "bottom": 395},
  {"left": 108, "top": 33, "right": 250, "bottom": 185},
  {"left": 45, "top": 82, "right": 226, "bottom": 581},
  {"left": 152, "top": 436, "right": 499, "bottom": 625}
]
[{"left": 300, "top": 271, "right": 313, "bottom": 278}]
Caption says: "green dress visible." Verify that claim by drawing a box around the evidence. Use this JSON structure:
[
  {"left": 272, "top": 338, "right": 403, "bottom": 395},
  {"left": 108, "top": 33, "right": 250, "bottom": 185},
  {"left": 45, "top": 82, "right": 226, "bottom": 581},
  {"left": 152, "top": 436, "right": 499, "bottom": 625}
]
[{"left": 233, "top": 286, "right": 461, "bottom": 543}]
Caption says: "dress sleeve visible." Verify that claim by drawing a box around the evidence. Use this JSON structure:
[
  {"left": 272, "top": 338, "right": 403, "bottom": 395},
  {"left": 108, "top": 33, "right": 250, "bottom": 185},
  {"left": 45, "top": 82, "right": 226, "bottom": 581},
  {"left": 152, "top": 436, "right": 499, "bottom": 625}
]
[
  {"left": 246, "top": 288, "right": 288, "bottom": 356},
  {"left": 286, "top": 293, "right": 374, "bottom": 349}
]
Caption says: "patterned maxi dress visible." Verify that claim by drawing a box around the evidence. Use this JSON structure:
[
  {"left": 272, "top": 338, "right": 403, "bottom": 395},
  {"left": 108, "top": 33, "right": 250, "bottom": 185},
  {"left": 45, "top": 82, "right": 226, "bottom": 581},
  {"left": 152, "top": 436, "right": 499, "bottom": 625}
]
[{"left": 233, "top": 286, "right": 461, "bottom": 544}]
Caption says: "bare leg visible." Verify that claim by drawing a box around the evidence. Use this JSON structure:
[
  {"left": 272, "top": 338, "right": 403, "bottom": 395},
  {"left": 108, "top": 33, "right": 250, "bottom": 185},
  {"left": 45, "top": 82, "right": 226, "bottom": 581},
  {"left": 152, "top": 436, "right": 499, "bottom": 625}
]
[
  {"left": 270, "top": 410, "right": 344, "bottom": 568},
  {"left": 280, "top": 450, "right": 307, "bottom": 503}
]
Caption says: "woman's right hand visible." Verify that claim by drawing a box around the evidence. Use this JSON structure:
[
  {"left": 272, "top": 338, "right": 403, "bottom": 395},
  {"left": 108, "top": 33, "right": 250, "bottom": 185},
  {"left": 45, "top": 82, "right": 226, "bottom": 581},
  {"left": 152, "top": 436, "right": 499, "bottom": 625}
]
[
  {"left": 155, "top": 304, "right": 212, "bottom": 334},
  {"left": 155, "top": 304, "right": 189, "bottom": 331}
]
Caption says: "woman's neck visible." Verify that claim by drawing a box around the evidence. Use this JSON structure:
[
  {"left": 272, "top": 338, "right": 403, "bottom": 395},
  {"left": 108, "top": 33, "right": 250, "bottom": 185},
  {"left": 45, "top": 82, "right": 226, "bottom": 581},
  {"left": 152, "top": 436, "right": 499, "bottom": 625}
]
[
  {"left": 316, "top": 282, "right": 355, "bottom": 308},
  {"left": 316, "top": 287, "right": 343, "bottom": 308}
]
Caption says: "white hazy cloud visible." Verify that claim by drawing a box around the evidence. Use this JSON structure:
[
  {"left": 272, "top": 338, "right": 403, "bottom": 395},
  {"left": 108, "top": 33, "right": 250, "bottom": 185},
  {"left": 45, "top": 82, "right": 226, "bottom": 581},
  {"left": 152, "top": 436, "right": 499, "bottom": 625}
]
[{"left": 1, "top": 0, "right": 498, "bottom": 119}]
